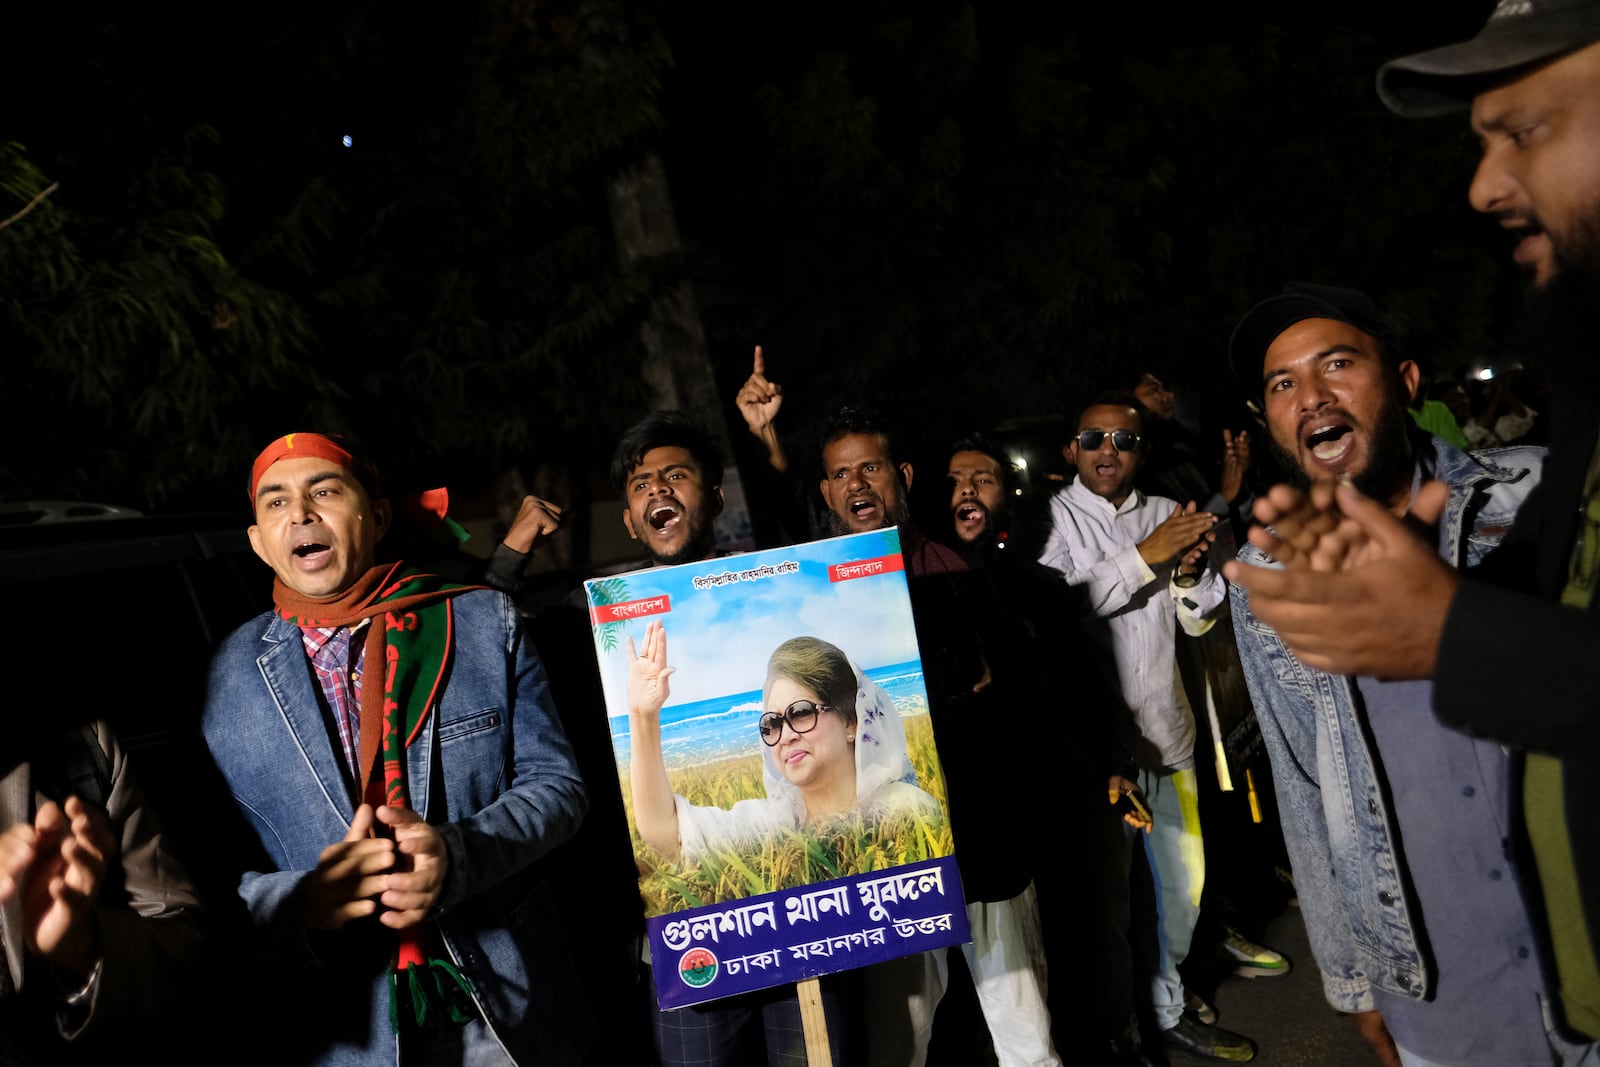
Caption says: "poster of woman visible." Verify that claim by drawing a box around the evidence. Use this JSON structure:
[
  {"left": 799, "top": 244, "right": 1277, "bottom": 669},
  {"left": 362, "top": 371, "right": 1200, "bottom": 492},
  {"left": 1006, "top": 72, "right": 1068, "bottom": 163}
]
[{"left": 585, "top": 528, "right": 968, "bottom": 1009}]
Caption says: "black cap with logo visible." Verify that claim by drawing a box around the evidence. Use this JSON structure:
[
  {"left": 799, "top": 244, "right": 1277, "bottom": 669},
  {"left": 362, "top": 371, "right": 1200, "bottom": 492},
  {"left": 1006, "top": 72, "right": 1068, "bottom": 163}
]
[{"left": 1378, "top": 0, "right": 1600, "bottom": 117}]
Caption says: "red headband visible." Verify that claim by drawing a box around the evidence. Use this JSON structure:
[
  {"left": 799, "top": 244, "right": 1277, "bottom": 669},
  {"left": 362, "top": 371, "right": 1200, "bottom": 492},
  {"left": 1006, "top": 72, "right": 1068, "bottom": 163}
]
[{"left": 249, "top": 432, "right": 365, "bottom": 502}]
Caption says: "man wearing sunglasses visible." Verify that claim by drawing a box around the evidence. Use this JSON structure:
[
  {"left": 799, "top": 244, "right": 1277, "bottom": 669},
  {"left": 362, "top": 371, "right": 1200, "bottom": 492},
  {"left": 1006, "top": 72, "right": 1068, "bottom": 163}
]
[
  {"left": 1225, "top": 284, "right": 1600, "bottom": 1067},
  {"left": 1037, "top": 394, "right": 1254, "bottom": 1063}
]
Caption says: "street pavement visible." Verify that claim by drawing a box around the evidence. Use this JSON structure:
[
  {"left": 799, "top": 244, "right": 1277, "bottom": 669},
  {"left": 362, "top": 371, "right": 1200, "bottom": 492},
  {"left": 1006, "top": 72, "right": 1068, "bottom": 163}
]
[
  {"left": 1168, "top": 903, "right": 1376, "bottom": 1067},
  {"left": 925, "top": 892, "right": 1379, "bottom": 1067}
]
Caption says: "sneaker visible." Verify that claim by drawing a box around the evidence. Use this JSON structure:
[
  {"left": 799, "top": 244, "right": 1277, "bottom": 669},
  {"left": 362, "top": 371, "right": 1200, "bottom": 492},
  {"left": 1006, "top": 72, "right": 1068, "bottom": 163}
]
[
  {"left": 1160, "top": 1015, "right": 1257, "bottom": 1062},
  {"left": 1216, "top": 925, "right": 1291, "bottom": 979},
  {"left": 1184, "top": 989, "right": 1218, "bottom": 1026}
]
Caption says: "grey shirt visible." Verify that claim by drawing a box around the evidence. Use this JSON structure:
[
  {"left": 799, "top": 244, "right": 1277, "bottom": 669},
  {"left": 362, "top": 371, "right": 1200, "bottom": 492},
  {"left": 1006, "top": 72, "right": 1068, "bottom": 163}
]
[{"left": 1355, "top": 671, "right": 1552, "bottom": 1063}]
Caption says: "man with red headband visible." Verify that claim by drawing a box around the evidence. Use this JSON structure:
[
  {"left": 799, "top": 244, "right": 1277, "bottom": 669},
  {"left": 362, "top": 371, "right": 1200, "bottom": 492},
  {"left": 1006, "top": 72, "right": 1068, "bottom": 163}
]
[{"left": 202, "top": 432, "right": 589, "bottom": 1066}]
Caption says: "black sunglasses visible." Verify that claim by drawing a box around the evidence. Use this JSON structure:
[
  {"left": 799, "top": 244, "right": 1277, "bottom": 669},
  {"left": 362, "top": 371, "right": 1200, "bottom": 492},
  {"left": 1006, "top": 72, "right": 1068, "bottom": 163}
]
[
  {"left": 1074, "top": 429, "right": 1142, "bottom": 453},
  {"left": 758, "top": 700, "right": 835, "bottom": 745}
]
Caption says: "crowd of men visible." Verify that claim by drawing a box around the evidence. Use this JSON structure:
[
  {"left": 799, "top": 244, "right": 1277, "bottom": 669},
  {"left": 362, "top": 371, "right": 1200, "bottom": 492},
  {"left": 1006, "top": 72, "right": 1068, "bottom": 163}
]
[{"left": 6, "top": 3, "right": 1600, "bottom": 1065}]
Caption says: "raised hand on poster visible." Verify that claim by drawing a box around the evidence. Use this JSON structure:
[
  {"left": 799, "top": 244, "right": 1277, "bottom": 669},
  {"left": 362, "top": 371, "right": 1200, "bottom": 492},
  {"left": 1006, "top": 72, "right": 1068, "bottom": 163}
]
[
  {"left": 626, "top": 620, "right": 682, "bottom": 861},
  {"left": 628, "top": 619, "right": 676, "bottom": 717}
]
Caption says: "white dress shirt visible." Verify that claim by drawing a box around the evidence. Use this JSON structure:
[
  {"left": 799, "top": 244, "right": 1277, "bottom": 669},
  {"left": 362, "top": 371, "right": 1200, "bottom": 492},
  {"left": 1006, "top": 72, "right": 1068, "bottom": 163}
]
[{"left": 1037, "top": 478, "right": 1225, "bottom": 771}]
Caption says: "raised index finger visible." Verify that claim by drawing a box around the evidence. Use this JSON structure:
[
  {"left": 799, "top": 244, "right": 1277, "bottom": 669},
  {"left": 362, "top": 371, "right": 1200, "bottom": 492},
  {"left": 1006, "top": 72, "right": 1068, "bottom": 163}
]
[{"left": 753, "top": 344, "right": 765, "bottom": 377}]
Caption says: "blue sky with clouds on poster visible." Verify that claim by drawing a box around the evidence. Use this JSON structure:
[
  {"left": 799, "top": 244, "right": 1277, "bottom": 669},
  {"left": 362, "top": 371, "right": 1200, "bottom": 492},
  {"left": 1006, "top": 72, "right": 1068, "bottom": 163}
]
[{"left": 585, "top": 529, "right": 924, "bottom": 717}]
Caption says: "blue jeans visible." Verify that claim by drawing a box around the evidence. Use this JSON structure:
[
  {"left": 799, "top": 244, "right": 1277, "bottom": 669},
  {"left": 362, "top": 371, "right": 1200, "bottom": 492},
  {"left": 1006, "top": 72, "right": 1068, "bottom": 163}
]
[
  {"left": 401, "top": 1016, "right": 514, "bottom": 1066},
  {"left": 1137, "top": 767, "right": 1206, "bottom": 1032}
]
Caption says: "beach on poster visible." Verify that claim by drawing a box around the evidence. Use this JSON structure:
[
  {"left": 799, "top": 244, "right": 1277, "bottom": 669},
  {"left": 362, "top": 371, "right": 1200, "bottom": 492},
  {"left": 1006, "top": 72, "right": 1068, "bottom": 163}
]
[{"left": 584, "top": 529, "right": 970, "bottom": 1008}]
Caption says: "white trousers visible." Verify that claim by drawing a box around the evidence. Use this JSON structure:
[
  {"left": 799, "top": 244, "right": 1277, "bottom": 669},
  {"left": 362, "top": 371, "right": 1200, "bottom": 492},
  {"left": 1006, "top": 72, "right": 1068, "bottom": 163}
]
[{"left": 866, "top": 881, "right": 1061, "bottom": 1067}]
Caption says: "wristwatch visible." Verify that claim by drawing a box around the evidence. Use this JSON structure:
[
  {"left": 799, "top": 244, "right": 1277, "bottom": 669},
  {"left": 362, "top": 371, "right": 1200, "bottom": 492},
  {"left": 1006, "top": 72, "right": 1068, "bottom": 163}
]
[{"left": 1173, "top": 570, "right": 1201, "bottom": 588}]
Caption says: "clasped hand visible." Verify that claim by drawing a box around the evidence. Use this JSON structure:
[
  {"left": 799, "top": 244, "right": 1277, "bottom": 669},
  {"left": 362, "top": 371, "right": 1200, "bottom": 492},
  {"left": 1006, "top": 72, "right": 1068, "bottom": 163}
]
[
  {"left": 304, "top": 803, "right": 449, "bottom": 932},
  {"left": 503, "top": 495, "right": 565, "bottom": 555}
]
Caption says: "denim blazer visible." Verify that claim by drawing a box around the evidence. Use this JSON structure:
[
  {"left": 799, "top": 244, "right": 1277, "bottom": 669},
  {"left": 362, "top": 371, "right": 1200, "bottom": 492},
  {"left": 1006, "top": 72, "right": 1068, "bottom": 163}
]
[
  {"left": 202, "top": 587, "right": 589, "bottom": 1066},
  {"left": 1230, "top": 438, "right": 1544, "bottom": 1013}
]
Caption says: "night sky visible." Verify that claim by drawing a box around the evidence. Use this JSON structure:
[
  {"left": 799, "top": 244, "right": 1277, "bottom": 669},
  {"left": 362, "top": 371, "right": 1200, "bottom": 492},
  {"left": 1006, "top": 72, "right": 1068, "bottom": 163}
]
[{"left": 2, "top": 0, "right": 1519, "bottom": 514}]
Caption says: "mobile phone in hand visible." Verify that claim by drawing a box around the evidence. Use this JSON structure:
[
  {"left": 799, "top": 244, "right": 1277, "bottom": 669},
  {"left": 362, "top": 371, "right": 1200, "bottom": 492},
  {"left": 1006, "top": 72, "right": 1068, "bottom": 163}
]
[{"left": 1117, "top": 790, "right": 1151, "bottom": 823}]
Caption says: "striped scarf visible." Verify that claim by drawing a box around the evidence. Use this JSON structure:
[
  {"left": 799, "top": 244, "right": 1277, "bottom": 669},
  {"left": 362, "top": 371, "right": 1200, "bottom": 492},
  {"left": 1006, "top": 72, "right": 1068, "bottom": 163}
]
[{"left": 274, "top": 561, "right": 483, "bottom": 1034}]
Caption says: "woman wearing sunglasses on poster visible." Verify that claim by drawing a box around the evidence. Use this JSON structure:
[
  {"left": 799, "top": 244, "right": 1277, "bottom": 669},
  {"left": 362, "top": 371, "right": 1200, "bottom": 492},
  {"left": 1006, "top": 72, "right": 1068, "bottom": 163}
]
[{"left": 626, "top": 621, "right": 940, "bottom": 865}]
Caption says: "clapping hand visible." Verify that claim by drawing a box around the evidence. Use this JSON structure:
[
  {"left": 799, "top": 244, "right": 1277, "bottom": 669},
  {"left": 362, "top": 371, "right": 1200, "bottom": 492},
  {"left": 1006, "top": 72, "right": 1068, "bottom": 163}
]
[
  {"left": 1137, "top": 501, "right": 1217, "bottom": 568},
  {"left": 1221, "top": 428, "right": 1252, "bottom": 504},
  {"left": 1223, "top": 480, "right": 1455, "bottom": 678},
  {"left": 0, "top": 796, "right": 116, "bottom": 974}
]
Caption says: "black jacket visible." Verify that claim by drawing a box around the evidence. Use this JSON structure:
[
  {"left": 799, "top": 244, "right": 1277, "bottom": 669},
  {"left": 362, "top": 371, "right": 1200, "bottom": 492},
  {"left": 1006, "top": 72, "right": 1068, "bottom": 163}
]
[{"left": 1433, "top": 370, "right": 1600, "bottom": 1023}]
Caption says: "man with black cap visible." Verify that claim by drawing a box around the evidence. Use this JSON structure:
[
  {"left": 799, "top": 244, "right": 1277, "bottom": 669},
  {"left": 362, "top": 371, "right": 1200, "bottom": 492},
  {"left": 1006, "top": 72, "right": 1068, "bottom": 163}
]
[
  {"left": 1226, "top": 282, "right": 1600, "bottom": 1066},
  {"left": 1224, "top": 1, "right": 1600, "bottom": 1046}
]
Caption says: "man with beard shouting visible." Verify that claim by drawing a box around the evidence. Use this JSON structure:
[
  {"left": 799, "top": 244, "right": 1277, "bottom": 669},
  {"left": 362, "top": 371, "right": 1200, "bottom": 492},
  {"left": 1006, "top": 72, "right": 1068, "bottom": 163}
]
[
  {"left": 487, "top": 405, "right": 867, "bottom": 1065},
  {"left": 1228, "top": 282, "right": 1598, "bottom": 1066},
  {"left": 808, "top": 407, "right": 1062, "bottom": 1067},
  {"left": 1224, "top": 1, "right": 1600, "bottom": 1044},
  {"left": 945, "top": 434, "right": 1154, "bottom": 1065}
]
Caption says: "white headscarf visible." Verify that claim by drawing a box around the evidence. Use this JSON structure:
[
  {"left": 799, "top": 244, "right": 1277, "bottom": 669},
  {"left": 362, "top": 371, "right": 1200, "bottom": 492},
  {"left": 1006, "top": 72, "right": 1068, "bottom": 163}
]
[{"left": 760, "top": 658, "right": 918, "bottom": 810}]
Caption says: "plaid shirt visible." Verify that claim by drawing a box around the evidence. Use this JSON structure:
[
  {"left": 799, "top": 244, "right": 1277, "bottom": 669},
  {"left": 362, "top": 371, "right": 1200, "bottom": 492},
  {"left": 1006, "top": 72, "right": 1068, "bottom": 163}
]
[{"left": 299, "top": 619, "right": 370, "bottom": 795}]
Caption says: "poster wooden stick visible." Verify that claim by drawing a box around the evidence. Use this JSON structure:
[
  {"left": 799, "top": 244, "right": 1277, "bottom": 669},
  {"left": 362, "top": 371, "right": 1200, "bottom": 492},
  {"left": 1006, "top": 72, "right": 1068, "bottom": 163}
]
[{"left": 797, "top": 977, "right": 832, "bottom": 1065}]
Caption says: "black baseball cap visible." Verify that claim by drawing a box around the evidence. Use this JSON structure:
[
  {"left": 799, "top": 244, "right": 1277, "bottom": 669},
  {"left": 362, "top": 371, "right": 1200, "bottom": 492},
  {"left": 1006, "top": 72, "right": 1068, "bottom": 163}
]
[
  {"left": 1378, "top": 0, "right": 1600, "bottom": 117},
  {"left": 1228, "top": 283, "right": 1394, "bottom": 393}
]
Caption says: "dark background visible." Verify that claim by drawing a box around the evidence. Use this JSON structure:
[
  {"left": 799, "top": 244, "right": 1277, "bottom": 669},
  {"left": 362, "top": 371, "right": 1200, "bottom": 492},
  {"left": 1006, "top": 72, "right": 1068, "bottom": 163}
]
[{"left": 1, "top": 1, "right": 1518, "bottom": 554}]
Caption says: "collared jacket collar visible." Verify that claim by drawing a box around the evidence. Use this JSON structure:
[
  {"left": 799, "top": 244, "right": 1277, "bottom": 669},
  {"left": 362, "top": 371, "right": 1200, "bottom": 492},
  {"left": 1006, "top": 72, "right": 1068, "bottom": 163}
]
[{"left": 1231, "top": 436, "right": 1544, "bottom": 1011}]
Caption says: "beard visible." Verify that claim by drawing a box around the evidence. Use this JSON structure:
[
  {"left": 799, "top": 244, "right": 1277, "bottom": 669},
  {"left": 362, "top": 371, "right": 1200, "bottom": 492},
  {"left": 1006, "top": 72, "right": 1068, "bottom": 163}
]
[
  {"left": 950, "top": 502, "right": 1005, "bottom": 543},
  {"left": 1265, "top": 387, "right": 1416, "bottom": 502},
  {"left": 825, "top": 490, "right": 913, "bottom": 536},
  {"left": 1514, "top": 198, "right": 1600, "bottom": 397},
  {"left": 949, "top": 504, "right": 1008, "bottom": 563},
  {"left": 648, "top": 508, "right": 717, "bottom": 566}
]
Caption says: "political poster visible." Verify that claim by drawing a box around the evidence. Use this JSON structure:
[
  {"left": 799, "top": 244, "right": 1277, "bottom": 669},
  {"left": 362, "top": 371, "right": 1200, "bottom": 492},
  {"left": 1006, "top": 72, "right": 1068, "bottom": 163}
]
[{"left": 584, "top": 528, "right": 967, "bottom": 1009}]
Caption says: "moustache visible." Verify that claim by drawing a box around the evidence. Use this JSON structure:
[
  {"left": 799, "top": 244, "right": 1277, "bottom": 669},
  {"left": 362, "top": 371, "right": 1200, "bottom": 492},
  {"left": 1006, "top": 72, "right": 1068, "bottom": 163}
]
[{"left": 1495, "top": 207, "right": 1544, "bottom": 232}]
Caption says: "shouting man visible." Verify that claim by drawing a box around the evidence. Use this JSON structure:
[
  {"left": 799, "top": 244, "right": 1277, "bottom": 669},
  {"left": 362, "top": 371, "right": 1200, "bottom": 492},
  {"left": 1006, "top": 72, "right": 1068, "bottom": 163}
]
[
  {"left": 202, "top": 432, "right": 589, "bottom": 1066},
  {"left": 1227, "top": 283, "right": 1596, "bottom": 1066},
  {"left": 1225, "top": 1, "right": 1600, "bottom": 1042}
]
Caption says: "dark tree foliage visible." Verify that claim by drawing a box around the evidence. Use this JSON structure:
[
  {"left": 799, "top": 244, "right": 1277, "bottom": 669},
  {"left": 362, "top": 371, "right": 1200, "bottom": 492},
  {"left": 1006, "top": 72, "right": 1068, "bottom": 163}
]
[
  {"left": 655, "top": 1, "right": 1513, "bottom": 477},
  {"left": 2, "top": 0, "right": 668, "bottom": 509},
  {"left": 3, "top": 0, "right": 1515, "bottom": 516}
]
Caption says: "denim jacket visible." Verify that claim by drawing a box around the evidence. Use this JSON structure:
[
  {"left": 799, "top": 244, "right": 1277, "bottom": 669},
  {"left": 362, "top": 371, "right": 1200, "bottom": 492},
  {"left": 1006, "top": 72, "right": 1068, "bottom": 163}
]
[
  {"left": 202, "top": 587, "right": 589, "bottom": 1066},
  {"left": 1230, "top": 438, "right": 1543, "bottom": 1013}
]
